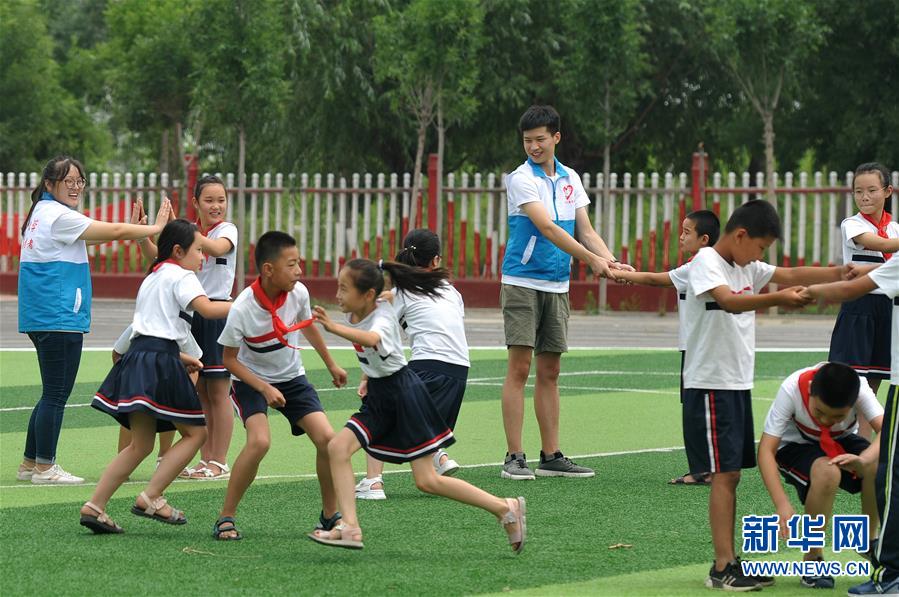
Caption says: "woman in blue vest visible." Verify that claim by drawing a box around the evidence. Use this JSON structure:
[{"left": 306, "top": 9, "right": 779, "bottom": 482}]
[{"left": 16, "top": 156, "right": 171, "bottom": 485}]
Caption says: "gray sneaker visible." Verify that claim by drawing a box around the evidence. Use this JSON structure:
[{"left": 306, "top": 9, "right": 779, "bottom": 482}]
[
  {"left": 535, "top": 451, "right": 595, "bottom": 478},
  {"left": 501, "top": 452, "right": 535, "bottom": 480}
]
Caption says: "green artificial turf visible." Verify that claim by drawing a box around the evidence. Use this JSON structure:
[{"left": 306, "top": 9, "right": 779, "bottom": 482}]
[{"left": 1, "top": 348, "right": 881, "bottom": 596}]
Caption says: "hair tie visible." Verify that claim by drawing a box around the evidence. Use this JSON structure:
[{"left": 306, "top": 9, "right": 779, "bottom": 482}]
[{"left": 378, "top": 259, "right": 383, "bottom": 270}]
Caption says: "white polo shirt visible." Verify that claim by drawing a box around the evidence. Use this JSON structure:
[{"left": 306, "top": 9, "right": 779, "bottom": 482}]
[
  {"left": 682, "top": 247, "right": 776, "bottom": 390},
  {"left": 346, "top": 300, "right": 407, "bottom": 378},
  {"left": 841, "top": 213, "right": 899, "bottom": 297},
  {"left": 218, "top": 283, "right": 312, "bottom": 383},
  {"left": 667, "top": 260, "right": 693, "bottom": 351},
  {"left": 763, "top": 363, "right": 883, "bottom": 448},
  {"left": 131, "top": 262, "right": 207, "bottom": 347},
  {"left": 195, "top": 221, "right": 238, "bottom": 300},
  {"left": 392, "top": 282, "right": 470, "bottom": 367}
]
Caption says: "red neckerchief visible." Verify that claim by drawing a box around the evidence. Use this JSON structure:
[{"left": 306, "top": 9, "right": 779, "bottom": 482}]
[
  {"left": 250, "top": 277, "right": 315, "bottom": 349},
  {"left": 860, "top": 211, "right": 893, "bottom": 260},
  {"left": 798, "top": 368, "right": 846, "bottom": 459},
  {"left": 196, "top": 220, "right": 225, "bottom": 236},
  {"left": 151, "top": 259, "right": 180, "bottom": 273}
]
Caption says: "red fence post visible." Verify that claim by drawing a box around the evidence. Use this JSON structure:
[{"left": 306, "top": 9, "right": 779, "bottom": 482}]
[
  {"left": 691, "top": 144, "right": 708, "bottom": 212},
  {"left": 427, "top": 153, "right": 438, "bottom": 231}
]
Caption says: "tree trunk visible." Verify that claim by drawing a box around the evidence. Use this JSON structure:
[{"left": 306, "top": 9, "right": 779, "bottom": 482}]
[
  {"left": 436, "top": 96, "right": 445, "bottom": 237},
  {"left": 762, "top": 110, "right": 778, "bottom": 314},
  {"left": 409, "top": 117, "right": 427, "bottom": 230},
  {"left": 235, "top": 125, "right": 247, "bottom": 292},
  {"left": 762, "top": 111, "right": 776, "bottom": 205},
  {"left": 159, "top": 128, "right": 170, "bottom": 175}
]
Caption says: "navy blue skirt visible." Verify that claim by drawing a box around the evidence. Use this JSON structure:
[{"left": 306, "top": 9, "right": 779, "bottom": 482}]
[
  {"left": 828, "top": 293, "right": 893, "bottom": 379},
  {"left": 93, "top": 336, "right": 205, "bottom": 431},
  {"left": 346, "top": 366, "right": 455, "bottom": 464},
  {"left": 191, "top": 307, "right": 229, "bottom": 378},
  {"left": 409, "top": 360, "right": 468, "bottom": 430}
]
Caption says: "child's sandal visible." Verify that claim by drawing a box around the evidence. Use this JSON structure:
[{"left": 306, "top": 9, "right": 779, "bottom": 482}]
[
  {"left": 80, "top": 501, "right": 124, "bottom": 534},
  {"left": 131, "top": 491, "right": 186, "bottom": 525},
  {"left": 500, "top": 497, "right": 527, "bottom": 554},
  {"left": 179, "top": 460, "right": 205, "bottom": 479},
  {"left": 308, "top": 524, "right": 363, "bottom": 549},
  {"left": 213, "top": 516, "right": 242, "bottom": 540},
  {"left": 189, "top": 460, "right": 230, "bottom": 480},
  {"left": 315, "top": 510, "right": 342, "bottom": 532}
]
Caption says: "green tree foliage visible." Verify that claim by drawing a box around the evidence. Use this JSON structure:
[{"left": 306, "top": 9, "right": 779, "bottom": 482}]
[
  {"left": 0, "top": 0, "right": 109, "bottom": 171},
  {"left": 703, "top": 0, "right": 827, "bottom": 199}
]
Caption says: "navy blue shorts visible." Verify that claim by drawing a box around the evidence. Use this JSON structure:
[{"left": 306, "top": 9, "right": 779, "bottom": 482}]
[
  {"left": 828, "top": 293, "right": 893, "bottom": 380},
  {"left": 682, "top": 388, "right": 756, "bottom": 474},
  {"left": 230, "top": 376, "right": 323, "bottom": 436},
  {"left": 776, "top": 434, "right": 870, "bottom": 504},
  {"left": 191, "top": 307, "right": 229, "bottom": 378},
  {"left": 346, "top": 366, "right": 455, "bottom": 465},
  {"left": 409, "top": 360, "right": 468, "bottom": 430},
  {"left": 93, "top": 336, "right": 204, "bottom": 432}
]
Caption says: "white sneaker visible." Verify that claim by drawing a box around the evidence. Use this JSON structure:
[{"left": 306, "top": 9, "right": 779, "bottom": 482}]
[
  {"left": 31, "top": 464, "right": 84, "bottom": 485},
  {"left": 16, "top": 467, "right": 34, "bottom": 481},
  {"left": 355, "top": 476, "right": 386, "bottom": 500},
  {"left": 433, "top": 449, "right": 460, "bottom": 477}
]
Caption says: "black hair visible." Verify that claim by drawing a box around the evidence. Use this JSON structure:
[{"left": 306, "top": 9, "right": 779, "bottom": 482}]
[
  {"left": 22, "top": 155, "right": 85, "bottom": 235},
  {"left": 853, "top": 162, "right": 891, "bottom": 189},
  {"left": 147, "top": 219, "right": 198, "bottom": 274},
  {"left": 395, "top": 228, "right": 441, "bottom": 268},
  {"left": 344, "top": 258, "right": 448, "bottom": 299},
  {"left": 724, "top": 200, "right": 782, "bottom": 240},
  {"left": 811, "top": 362, "right": 861, "bottom": 409},
  {"left": 193, "top": 174, "right": 226, "bottom": 200},
  {"left": 685, "top": 209, "right": 721, "bottom": 246},
  {"left": 519, "top": 105, "right": 561, "bottom": 135},
  {"left": 255, "top": 230, "right": 296, "bottom": 272}
]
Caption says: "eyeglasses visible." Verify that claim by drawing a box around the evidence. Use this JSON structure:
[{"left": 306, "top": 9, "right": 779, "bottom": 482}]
[
  {"left": 62, "top": 178, "right": 86, "bottom": 189},
  {"left": 853, "top": 186, "right": 886, "bottom": 199}
]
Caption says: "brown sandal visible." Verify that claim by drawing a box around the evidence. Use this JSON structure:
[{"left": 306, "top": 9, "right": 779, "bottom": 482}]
[{"left": 308, "top": 524, "right": 364, "bottom": 549}]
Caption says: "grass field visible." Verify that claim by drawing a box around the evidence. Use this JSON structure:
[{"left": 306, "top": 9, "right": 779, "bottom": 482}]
[{"left": 0, "top": 347, "right": 883, "bottom": 596}]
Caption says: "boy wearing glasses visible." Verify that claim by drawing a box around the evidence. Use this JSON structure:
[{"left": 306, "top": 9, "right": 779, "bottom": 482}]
[{"left": 828, "top": 163, "right": 899, "bottom": 407}]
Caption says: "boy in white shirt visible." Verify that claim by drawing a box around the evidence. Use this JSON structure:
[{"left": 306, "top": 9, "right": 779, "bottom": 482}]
[
  {"left": 803, "top": 254, "right": 899, "bottom": 596},
  {"left": 682, "top": 200, "right": 846, "bottom": 591},
  {"left": 759, "top": 362, "right": 882, "bottom": 589},
  {"left": 212, "top": 231, "right": 348, "bottom": 540}
]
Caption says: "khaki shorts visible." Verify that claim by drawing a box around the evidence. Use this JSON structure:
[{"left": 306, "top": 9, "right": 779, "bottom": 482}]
[{"left": 501, "top": 284, "right": 569, "bottom": 354}]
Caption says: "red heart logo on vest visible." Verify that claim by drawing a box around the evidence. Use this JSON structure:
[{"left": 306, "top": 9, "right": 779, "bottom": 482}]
[{"left": 563, "top": 185, "right": 574, "bottom": 203}]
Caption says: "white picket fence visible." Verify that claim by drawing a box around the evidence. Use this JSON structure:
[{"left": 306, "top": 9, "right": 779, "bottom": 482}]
[{"left": 2, "top": 169, "right": 897, "bottom": 277}]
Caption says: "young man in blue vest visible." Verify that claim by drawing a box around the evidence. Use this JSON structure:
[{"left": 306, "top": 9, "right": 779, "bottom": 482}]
[{"left": 500, "top": 105, "right": 632, "bottom": 480}]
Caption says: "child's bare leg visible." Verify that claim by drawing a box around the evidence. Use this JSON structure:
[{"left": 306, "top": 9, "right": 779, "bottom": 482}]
[
  {"left": 137, "top": 422, "right": 206, "bottom": 519},
  {"left": 82, "top": 414, "right": 156, "bottom": 515},
  {"left": 117, "top": 427, "right": 131, "bottom": 453},
  {"left": 410, "top": 456, "right": 509, "bottom": 516},
  {"left": 709, "top": 471, "right": 741, "bottom": 570},
  {"left": 298, "top": 412, "right": 339, "bottom": 518},
  {"left": 861, "top": 458, "right": 880, "bottom": 540},
  {"left": 192, "top": 378, "right": 214, "bottom": 467},
  {"left": 202, "top": 377, "right": 233, "bottom": 474},
  {"left": 323, "top": 428, "right": 363, "bottom": 533},
  {"left": 804, "top": 457, "right": 840, "bottom": 561},
  {"left": 366, "top": 453, "right": 385, "bottom": 488},
  {"left": 157, "top": 431, "right": 175, "bottom": 459},
  {"left": 216, "top": 414, "right": 269, "bottom": 538}
]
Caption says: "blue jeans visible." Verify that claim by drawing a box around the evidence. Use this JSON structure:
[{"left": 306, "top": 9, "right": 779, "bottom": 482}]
[{"left": 24, "top": 332, "right": 83, "bottom": 464}]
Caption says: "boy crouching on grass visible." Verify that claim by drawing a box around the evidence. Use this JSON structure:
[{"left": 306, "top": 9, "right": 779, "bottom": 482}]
[
  {"left": 759, "top": 362, "right": 882, "bottom": 589},
  {"left": 211, "top": 231, "right": 348, "bottom": 540}
]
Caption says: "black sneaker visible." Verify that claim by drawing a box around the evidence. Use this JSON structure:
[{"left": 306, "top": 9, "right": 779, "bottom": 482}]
[
  {"left": 736, "top": 557, "right": 775, "bottom": 587},
  {"left": 705, "top": 560, "right": 762, "bottom": 592},
  {"left": 535, "top": 451, "right": 595, "bottom": 478},
  {"left": 800, "top": 574, "right": 835, "bottom": 589}
]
